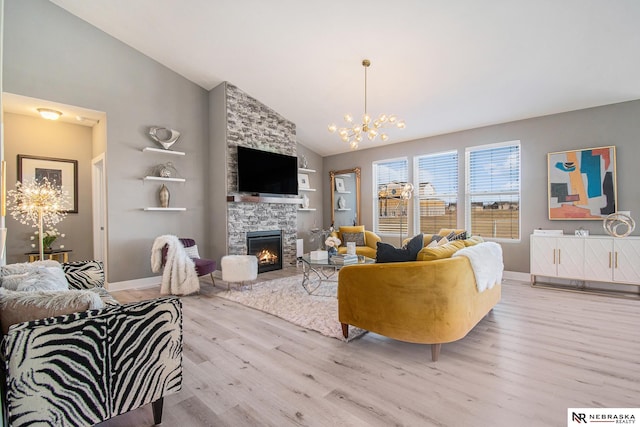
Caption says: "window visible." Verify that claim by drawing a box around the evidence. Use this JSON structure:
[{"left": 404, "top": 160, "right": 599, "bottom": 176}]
[
  {"left": 465, "top": 141, "right": 521, "bottom": 240},
  {"left": 414, "top": 150, "right": 458, "bottom": 234},
  {"left": 373, "top": 158, "right": 409, "bottom": 235}
]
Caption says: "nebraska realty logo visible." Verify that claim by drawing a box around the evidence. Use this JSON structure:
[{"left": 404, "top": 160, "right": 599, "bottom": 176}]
[{"left": 568, "top": 408, "right": 638, "bottom": 425}]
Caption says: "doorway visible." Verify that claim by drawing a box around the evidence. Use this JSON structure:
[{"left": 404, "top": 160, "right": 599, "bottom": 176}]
[{"left": 92, "top": 153, "right": 108, "bottom": 278}]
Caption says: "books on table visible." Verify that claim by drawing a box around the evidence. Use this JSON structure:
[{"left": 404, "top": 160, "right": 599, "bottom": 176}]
[{"left": 331, "top": 254, "right": 358, "bottom": 265}]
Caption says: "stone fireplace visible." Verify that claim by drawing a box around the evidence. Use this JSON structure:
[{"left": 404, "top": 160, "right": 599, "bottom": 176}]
[
  {"left": 224, "top": 83, "right": 298, "bottom": 269},
  {"left": 246, "top": 230, "right": 283, "bottom": 273}
]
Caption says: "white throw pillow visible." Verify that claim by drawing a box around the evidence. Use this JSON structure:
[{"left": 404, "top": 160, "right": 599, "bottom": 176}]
[
  {"left": 7, "top": 267, "right": 69, "bottom": 292},
  {"left": 183, "top": 244, "right": 200, "bottom": 259},
  {"left": 426, "top": 239, "right": 439, "bottom": 248},
  {"left": 436, "top": 236, "right": 450, "bottom": 246}
]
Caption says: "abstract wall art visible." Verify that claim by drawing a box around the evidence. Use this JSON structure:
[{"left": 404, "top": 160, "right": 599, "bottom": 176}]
[{"left": 547, "top": 146, "right": 616, "bottom": 220}]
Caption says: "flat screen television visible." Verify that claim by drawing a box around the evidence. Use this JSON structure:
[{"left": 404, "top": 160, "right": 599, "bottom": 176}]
[{"left": 237, "top": 146, "right": 298, "bottom": 195}]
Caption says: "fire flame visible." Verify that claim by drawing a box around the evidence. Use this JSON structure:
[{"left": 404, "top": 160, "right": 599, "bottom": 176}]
[{"left": 256, "top": 249, "right": 278, "bottom": 265}]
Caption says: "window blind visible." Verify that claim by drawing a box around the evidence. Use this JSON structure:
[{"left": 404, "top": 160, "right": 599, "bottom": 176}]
[
  {"left": 466, "top": 142, "right": 520, "bottom": 240},
  {"left": 415, "top": 150, "right": 458, "bottom": 234},
  {"left": 374, "top": 159, "right": 409, "bottom": 235}
]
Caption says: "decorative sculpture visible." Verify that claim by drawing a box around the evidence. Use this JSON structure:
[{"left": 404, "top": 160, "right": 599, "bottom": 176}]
[
  {"left": 159, "top": 185, "right": 170, "bottom": 208},
  {"left": 148, "top": 127, "right": 181, "bottom": 150},
  {"left": 603, "top": 212, "right": 635, "bottom": 237}
]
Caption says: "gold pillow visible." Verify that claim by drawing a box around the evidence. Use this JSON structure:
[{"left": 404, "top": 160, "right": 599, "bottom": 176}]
[
  {"left": 464, "top": 235, "right": 485, "bottom": 246},
  {"left": 417, "top": 240, "right": 466, "bottom": 261},
  {"left": 437, "top": 228, "right": 466, "bottom": 237}
]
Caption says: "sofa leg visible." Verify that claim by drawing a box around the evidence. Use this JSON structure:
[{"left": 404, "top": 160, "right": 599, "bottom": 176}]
[
  {"left": 431, "top": 344, "right": 441, "bottom": 362},
  {"left": 152, "top": 397, "right": 164, "bottom": 425},
  {"left": 209, "top": 272, "right": 216, "bottom": 285},
  {"left": 341, "top": 323, "right": 349, "bottom": 339}
]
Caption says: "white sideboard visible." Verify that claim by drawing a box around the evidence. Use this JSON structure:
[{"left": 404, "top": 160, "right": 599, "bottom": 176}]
[{"left": 530, "top": 234, "right": 640, "bottom": 287}]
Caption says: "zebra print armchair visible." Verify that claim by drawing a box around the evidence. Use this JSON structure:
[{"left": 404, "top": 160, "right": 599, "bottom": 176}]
[{"left": 1, "top": 261, "right": 183, "bottom": 426}]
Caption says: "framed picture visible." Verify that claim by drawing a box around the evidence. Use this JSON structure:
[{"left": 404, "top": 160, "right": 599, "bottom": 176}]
[
  {"left": 298, "top": 173, "right": 310, "bottom": 189},
  {"left": 335, "top": 177, "right": 346, "bottom": 193},
  {"left": 547, "top": 146, "right": 616, "bottom": 220},
  {"left": 18, "top": 155, "right": 78, "bottom": 213}
]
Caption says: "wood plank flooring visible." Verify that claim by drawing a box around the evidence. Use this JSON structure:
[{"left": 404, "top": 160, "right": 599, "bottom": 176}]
[{"left": 98, "top": 267, "right": 640, "bottom": 427}]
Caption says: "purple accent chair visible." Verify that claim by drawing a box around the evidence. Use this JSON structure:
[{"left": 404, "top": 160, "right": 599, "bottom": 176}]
[{"left": 162, "top": 238, "right": 217, "bottom": 284}]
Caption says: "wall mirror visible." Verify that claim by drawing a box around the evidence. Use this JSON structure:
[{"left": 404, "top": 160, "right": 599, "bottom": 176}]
[{"left": 330, "top": 167, "right": 361, "bottom": 227}]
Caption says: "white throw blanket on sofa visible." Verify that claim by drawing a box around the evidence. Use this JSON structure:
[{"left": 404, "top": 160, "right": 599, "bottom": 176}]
[
  {"left": 452, "top": 242, "right": 504, "bottom": 292},
  {"left": 151, "top": 235, "right": 200, "bottom": 295}
]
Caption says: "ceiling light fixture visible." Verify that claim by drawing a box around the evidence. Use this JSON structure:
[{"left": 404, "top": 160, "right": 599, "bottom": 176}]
[
  {"left": 328, "top": 59, "right": 405, "bottom": 150},
  {"left": 37, "top": 108, "right": 62, "bottom": 120}
]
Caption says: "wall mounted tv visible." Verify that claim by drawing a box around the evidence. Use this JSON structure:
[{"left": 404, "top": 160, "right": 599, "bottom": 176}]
[{"left": 237, "top": 146, "right": 298, "bottom": 196}]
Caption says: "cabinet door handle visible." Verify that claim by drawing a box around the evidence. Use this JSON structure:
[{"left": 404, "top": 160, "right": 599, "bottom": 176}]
[
  {"left": 615, "top": 252, "right": 618, "bottom": 269},
  {"left": 558, "top": 249, "right": 561, "bottom": 264},
  {"left": 609, "top": 252, "right": 612, "bottom": 268},
  {"left": 553, "top": 249, "right": 556, "bottom": 264}
]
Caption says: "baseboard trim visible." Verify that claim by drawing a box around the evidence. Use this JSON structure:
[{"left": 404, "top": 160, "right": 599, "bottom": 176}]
[
  {"left": 107, "top": 276, "right": 160, "bottom": 291},
  {"left": 503, "top": 270, "right": 530, "bottom": 282}
]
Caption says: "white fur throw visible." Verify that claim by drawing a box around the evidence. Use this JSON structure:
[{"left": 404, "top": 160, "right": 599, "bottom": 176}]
[
  {"left": 151, "top": 235, "right": 200, "bottom": 295},
  {"left": 452, "top": 242, "right": 504, "bottom": 292},
  {"left": 0, "top": 287, "right": 104, "bottom": 311},
  {"left": 0, "top": 262, "right": 68, "bottom": 292}
]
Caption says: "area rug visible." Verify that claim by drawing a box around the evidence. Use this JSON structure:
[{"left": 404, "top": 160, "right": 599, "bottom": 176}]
[{"left": 214, "top": 275, "right": 367, "bottom": 341}]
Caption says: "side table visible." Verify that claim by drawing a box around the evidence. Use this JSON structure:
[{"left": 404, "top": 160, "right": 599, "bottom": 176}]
[{"left": 25, "top": 249, "right": 72, "bottom": 263}]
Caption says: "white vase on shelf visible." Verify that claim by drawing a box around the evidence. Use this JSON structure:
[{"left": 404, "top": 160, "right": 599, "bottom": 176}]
[
  {"left": 337, "top": 196, "right": 346, "bottom": 209},
  {"left": 302, "top": 194, "right": 310, "bottom": 209}
]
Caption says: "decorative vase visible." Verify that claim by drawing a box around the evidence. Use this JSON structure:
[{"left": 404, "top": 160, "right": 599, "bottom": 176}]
[
  {"left": 337, "top": 196, "right": 346, "bottom": 209},
  {"left": 159, "top": 184, "right": 170, "bottom": 208},
  {"left": 302, "top": 194, "right": 310, "bottom": 209},
  {"left": 328, "top": 246, "right": 338, "bottom": 257}
]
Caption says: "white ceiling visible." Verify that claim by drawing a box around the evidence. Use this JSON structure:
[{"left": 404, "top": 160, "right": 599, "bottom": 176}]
[{"left": 49, "top": 0, "right": 640, "bottom": 156}]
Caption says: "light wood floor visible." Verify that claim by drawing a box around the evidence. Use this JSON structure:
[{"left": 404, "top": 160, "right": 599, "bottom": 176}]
[{"left": 98, "top": 267, "right": 640, "bottom": 427}]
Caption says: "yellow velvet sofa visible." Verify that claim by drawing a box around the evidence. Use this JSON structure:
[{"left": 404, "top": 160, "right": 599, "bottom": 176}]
[
  {"left": 330, "top": 226, "right": 381, "bottom": 259},
  {"left": 338, "top": 237, "right": 501, "bottom": 361}
]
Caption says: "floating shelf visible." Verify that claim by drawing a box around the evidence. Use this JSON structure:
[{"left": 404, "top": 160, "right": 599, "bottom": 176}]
[
  {"left": 142, "top": 147, "right": 185, "bottom": 156},
  {"left": 335, "top": 208, "right": 352, "bottom": 211},
  {"left": 299, "top": 188, "right": 316, "bottom": 192},
  {"left": 143, "top": 176, "right": 186, "bottom": 183},
  {"left": 298, "top": 208, "right": 317, "bottom": 211},
  {"left": 335, "top": 190, "right": 351, "bottom": 194},
  {"left": 298, "top": 168, "right": 316, "bottom": 173},
  {"left": 143, "top": 207, "right": 187, "bottom": 211}
]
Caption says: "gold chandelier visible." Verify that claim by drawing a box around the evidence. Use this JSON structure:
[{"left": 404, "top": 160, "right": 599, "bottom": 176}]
[{"left": 328, "top": 59, "right": 406, "bottom": 150}]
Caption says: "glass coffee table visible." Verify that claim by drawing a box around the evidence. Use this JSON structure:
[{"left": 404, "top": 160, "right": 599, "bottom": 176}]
[{"left": 299, "top": 253, "right": 375, "bottom": 295}]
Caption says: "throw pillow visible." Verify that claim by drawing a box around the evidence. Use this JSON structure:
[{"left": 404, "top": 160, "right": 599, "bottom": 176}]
[
  {"left": 183, "top": 244, "right": 201, "bottom": 259},
  {"left": 446, "top": 230, "right": 468, "bottom": 241},
  {"left": 417, "top": 240, "right": 466, "bottom": 261},
  {"left": 376, "top": 233, "right": 423, "bottom": 263},
  {"left": 341, "top": 232, "right": 365, "bottom": 246},
  {"left": 1, "top": 266, "right": 68, "bottom": 292},
  {"left": 62, "top": 261, "right": 105, "bottom": 290},
  {"left": 437, "top": 236, "right": 450, "bottom": 246},
  {"left": 338, "top": 225, "right": 366, "bottom": 244},
  {"left": 0, "top": 288, "right": 104, "bottom": 334},
  {"left": 464, "top": 235, "right": 485, "bottom": 246}
]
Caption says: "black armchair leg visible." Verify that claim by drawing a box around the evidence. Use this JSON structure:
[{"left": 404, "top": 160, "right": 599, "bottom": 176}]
[{"left": 152, "top": 397, "right": 164, "bottom": 425}]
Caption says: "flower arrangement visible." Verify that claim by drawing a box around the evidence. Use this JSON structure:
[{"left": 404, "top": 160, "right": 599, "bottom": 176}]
[
  {"left": 31, "top": 228, "right": 65, "bottom": 250},
  {"left": 325, "top": 236, "right": 341, "bottom": 248}
]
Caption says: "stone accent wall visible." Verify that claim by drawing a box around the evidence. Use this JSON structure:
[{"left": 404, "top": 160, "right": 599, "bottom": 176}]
[{"left": 225, "top": 83, "right": 298, "bottom": 267}]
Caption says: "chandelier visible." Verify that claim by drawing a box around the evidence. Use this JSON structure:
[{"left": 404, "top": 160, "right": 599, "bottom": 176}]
[{"left": 328, "top": 59, "right": 406, "bottom": 150}]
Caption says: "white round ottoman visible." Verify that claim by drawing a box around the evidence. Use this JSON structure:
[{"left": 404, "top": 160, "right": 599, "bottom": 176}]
[{"left": 221, "top": 255, "right": 258, "bottom": 290}]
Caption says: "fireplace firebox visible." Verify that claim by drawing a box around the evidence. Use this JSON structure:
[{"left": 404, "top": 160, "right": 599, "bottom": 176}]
[{"left": 247, "top": 230, "right": 283, "bottom": 273}]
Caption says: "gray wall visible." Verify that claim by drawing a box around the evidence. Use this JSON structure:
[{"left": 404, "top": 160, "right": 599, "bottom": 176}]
[
  {"left": 323, "top": 100, "right": 640, "bottom": 273},
  {"left": 296, "top": 143, "right": 323, "bottom": 252},
  {"left": 3, "top": 113, "right": 93, "bottom": 264},
  {"left": 4, "top": 0, "right": 210, "bottom": 282}
]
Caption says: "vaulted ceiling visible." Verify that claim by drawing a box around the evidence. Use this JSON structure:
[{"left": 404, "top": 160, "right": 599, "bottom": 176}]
[{"left": 50, "top": 0, "right": 640, "bottom": 156}]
